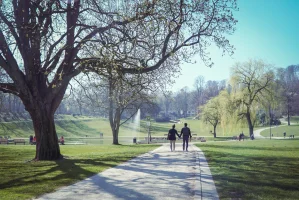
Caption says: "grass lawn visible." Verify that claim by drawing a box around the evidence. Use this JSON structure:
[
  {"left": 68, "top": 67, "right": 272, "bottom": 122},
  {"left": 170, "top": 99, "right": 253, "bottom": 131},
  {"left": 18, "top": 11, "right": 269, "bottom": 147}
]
[
  {"left": 260, "top": 124, "right": 299, "bottom": 138},
  {"left": 290, "top": 116, "right": 299, "bottom": 124},
  {"left": 0, "top": 114, "right": 253, "bottom": 143},
  {"left": 0, "top": 116, "right": 101, "bottom": 139},
  {"left": 82, "top": 117, "right": 252, "bottom": 138},
  {"left": 0, "top": 144, "right": 159, "bottom": 200},
  {"left": 197, "top": 140, "right": 299, "bottom": 200}
]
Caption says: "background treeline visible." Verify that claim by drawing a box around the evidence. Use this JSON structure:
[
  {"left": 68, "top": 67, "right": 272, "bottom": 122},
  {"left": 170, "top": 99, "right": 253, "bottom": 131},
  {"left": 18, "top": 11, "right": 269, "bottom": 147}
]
[{"left": 0, "top": 62, "right": 298, "bottom": 131}]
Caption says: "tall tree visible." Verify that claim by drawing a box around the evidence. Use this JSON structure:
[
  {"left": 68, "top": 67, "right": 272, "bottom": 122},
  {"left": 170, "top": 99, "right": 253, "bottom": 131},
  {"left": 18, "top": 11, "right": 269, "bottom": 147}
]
[
  {"left": 230, "top": 59, "right": 274, "bottom": 136},
  {"left": 0, "top": 0, "right": 238, "bottom": 160},
  {"left": 276, "top": 65, "right": 299, "bottom": 125},
  {"left": 174, "top": 87, "right": 190, "bottom": 118},
  {"left": 73, "top": 68, "right": 162, "bottom": 144},
  {"left": 192, "top": 75, "right": 205, "bottom": 114},
  {"left": 0, "top": 0, "right": 158, "bottom": 160},
  {"left": 201, "top": 96, "right": 221, "bottom": 138},
  {"left": 204, "top": 80, "right": 221, "bottom": 100}
]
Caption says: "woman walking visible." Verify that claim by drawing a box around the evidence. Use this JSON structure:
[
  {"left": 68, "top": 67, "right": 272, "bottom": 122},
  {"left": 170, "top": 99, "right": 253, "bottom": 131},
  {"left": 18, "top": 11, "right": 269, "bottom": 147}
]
[{"left": 167, "top": 124, "right": 180, "bottom": 151}]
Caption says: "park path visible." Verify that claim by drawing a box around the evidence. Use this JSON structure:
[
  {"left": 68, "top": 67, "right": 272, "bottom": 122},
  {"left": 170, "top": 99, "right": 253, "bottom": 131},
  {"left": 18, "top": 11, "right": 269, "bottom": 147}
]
[
  {"left": 36, "top": 144, "right": 218, "bottom": 200},
  {"left": 254, "top": 124, "right": 289, "bottom": 139}
]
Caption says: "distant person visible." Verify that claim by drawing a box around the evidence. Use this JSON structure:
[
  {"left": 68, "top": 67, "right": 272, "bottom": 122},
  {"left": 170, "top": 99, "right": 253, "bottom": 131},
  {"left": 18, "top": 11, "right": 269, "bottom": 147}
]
[
  {"left": 180, "top": 123, "right": 192, "bottom": 151},
  {"left": 60, "top": 136, "right": 65, "bottom": 145},
  {"left": 167, "top": 124, "right": 180, "bottom": 151},
  {"left": 29, "top": 135, "right": 33, "bottom": 145},
  {"left": 239, "top": 132, "right": 244, "bottom": 141},
  {"left": 283, "top": 132, "right": 286, "bottom": 138},
  {"left": 32, "top": 136, "right": 36, "bottom": 144}
]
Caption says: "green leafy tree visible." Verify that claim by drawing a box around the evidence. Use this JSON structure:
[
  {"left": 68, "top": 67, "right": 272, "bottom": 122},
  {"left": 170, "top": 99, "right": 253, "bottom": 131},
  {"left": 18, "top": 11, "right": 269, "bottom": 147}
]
[
  {"left": 217, "top": 90, "right": 242, "bottom": 136},
  {"left": 201, "top": 96, "right": 221, "bottom": 138},
  {"left": 230, "top": 59, "right": 275, "bottom": 136},
  {"left": 276, "top": 65, "right": 299, "bottom": 125}
]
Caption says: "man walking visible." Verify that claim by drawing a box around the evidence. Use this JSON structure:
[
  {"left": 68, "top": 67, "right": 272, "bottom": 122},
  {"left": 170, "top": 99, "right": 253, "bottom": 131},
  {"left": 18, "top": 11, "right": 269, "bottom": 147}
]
[
  {"left": 180, "top": 123, "right": 192, "bottom": 151},
  {"left": 167, "top": 124, "right": 180, "bottom": 151}
]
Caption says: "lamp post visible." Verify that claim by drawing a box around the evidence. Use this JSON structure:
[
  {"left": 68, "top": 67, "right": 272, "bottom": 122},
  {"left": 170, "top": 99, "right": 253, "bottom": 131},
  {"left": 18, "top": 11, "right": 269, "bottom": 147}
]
[
  {"left": 147, "top": 117, "right": 151, "bottom": 144},
  {"left": 269, "top": 104, "right": 272, "bottom": 140}
]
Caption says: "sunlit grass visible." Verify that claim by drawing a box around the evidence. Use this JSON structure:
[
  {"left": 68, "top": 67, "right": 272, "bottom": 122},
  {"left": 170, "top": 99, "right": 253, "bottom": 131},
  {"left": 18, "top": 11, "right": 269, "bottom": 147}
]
[
  {"left": 290, "top": 116, "right": 299, "bottom": 124},
  {"left": 1, "top": 113, "right": 275, "bottom": 144},
  {"left": 260, "top": 124, "right": 299, "bottom": 138},
  {"left": 0, "top": 144, "right": 159, "bottom": 200},
  {"left": 197, "top": 140, "right": 299, "bottom": 200}
]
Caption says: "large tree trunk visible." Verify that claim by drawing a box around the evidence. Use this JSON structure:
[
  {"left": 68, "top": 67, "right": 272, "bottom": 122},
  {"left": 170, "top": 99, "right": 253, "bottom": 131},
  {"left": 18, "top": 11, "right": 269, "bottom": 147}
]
[
  {"left": 287, "top": 103, "right": 291, "bottom": 126},
  {"left": 213, "top": 125, "right": 217, "bottom": 138},
  {"left": 246, "top": 112, "right": 254, "bottom": 136},
  {"left": 29, "top": 103, "right": 61, "bottom": 160},
  {"left": 110, "top": 107, "right": 121, "bottom": 145},
  {"left": 21, "top": 83, "right": 67, "bottom": 161},
  {"left": 108, "top": 74, "right": 121, "bottom": 145},
  {"left": 110, "top": 114, "right": 120, "bottom": 145},
  {"left": 112, "top": 128, "right": 119, "bottom": 145}
]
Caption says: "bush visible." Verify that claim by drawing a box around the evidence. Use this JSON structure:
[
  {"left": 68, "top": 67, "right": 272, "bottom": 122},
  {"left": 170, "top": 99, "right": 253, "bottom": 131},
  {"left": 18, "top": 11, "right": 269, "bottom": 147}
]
[
  {"left": 271, "top": 119, "right": 281, "bottom": 125},
  {"left": 155, "top": 116, "right": 170, "bottom": 122}
]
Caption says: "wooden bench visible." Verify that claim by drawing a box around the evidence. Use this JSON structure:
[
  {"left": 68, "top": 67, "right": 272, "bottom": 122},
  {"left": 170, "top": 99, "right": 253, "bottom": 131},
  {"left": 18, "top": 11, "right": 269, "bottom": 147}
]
[
  {"left": 14, "top": 139, "right": 25, "bottom": 145},
  {"left": 232, "top": 136, "right": 238, "bottom": 140},
  {"left": 151, "top": 137, "right": 167, "bottom": 142},
  {"left": 191, "top": 136, "right": 203, "bottom": 140},
  {"left": 192, "top": 134, "right": 199, "bottom": 140},
  {"left": 0, "top": 138, "right": 8, "bottom": 144}
]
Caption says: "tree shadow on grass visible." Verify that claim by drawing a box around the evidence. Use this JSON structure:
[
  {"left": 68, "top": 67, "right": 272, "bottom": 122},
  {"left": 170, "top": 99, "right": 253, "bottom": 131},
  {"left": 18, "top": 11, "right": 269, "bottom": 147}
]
[
  {"left": 36, "top": 150, "right": 197, "bottom": 200},
  {"left": 0, "top": 145, "right": 197, "bottom": 200},
  {"left": 0, "top": 158, "right": 115, "bottom": 189},
  {"left": 203, "top": 150, "right": 299, "bottom": 199},
  {"left": 1, "top": 146, "right": 184, "bottom": 199}
]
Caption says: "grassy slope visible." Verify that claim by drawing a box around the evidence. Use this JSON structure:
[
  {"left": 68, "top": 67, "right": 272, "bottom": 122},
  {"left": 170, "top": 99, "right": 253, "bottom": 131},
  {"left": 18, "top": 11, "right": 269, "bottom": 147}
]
[
  {"left": 1, "top": 116, "right": 299, "bottom": 199},
  {"left": 0, "top": 116, "right": 252, "bottom": 140},
  {"left": 197, "top": 140, "right": 299, "bottom": 200},
  {"left": 290, "top": 116, "right": 299, "bottom": 124},
  {"left": 0, "top": 144, "right": 159, "bottom": 200},
  {"left": 1, "top": 115, "right": 297, "bottom": 144},
  {"left": 260, "top": 124, "right": 299, "bottom": 137},
  {"left": 0, "top": 116, "right": 103, "bottom": 139}
]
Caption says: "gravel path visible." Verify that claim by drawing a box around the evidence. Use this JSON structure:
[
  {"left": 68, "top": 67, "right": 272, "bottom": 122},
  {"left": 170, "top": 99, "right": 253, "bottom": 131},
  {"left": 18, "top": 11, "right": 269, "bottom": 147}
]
[{"left": 37, "top": 143, "right": 218, "bottom": 200}]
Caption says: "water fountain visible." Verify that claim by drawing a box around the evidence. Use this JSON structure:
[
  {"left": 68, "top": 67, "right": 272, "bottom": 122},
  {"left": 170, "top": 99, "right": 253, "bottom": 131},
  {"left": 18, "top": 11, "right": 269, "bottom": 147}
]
[{"left": 132, "top": 109, "right": 141, "bottom": 142}]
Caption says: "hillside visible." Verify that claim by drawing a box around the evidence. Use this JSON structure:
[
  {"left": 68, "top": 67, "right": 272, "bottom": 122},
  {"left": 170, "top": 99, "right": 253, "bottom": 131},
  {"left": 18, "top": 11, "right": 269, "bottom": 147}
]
[
  {"left": 0, "top": 114, "right": 102, "bottom": 139},
  {"left": 0, "top": 113, "right": 264, "bottom": 141}
]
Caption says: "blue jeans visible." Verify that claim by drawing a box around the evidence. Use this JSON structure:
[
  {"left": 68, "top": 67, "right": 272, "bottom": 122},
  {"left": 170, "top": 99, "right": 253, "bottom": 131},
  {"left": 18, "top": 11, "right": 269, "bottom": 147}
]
[
  {"left": 169, "top": 140, "right": 175, "bottom": 151},
  {"left": 183, "top": 136, "right": 189, "bottom": 151}
]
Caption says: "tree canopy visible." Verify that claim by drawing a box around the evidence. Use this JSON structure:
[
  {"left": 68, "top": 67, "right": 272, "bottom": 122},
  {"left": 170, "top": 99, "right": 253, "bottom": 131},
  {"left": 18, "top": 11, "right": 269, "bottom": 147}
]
[{"left": 0, "top": 0, "right": 238, "bottom": 160}]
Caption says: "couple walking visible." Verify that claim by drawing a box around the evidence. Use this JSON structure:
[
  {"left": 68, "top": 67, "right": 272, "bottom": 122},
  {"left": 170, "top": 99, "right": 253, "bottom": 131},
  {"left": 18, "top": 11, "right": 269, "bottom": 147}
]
[{"left": 167, "top": 123, "right": 192, "bottom": 151}]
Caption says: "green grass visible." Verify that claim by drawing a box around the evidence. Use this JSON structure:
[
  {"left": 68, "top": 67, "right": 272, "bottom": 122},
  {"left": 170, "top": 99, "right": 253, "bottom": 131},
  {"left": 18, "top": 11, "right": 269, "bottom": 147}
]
[
  {"left": 0, "top": 115, "right": 254, "bottom": 144},
  {"left": 290, "top": 116, "right": 299, "bottom": 124},
  {"left": 55, "top": 119, "right": 101, "bottom": 137},
  {"left": 0, "top": 116, "right": 101, "bottom": 139},
  {"left": 260, "top": 124, "right": 299, "bottom": 137},
  {"left": 197, "top": 140, "right": 299, "bottom": 200},
  {"left": 83, "top": 117, "right": 252, "bottom": 138},
  {"left": 0, "top": 144, "right": 159, "bottom": 200}
]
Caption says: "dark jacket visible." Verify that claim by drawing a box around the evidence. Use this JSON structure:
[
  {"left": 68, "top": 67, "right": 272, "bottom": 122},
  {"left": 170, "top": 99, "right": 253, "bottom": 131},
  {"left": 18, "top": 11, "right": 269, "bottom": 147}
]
[
  {"left": 180, "top": 127, "right": 192, "bottom": 138},
  {"left": 168, "top": 128, "right": 180, "bottom": 140}
]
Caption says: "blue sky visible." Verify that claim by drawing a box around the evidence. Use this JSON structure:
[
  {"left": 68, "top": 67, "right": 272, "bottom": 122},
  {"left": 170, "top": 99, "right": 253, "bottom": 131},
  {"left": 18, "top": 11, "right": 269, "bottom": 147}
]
[{"left": 171, "top": 0, "right": 299, "bottom": 91}]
